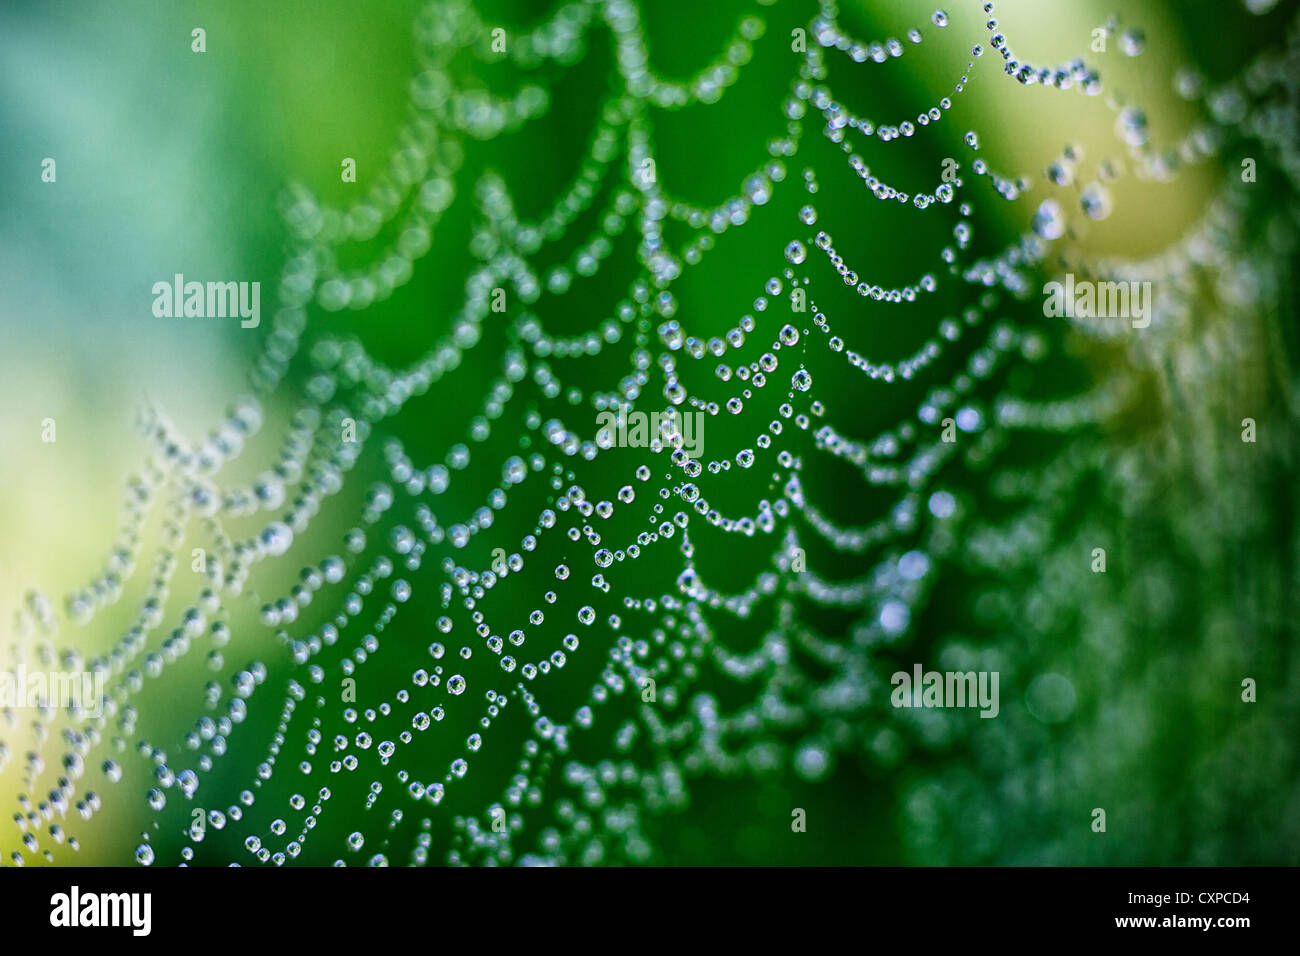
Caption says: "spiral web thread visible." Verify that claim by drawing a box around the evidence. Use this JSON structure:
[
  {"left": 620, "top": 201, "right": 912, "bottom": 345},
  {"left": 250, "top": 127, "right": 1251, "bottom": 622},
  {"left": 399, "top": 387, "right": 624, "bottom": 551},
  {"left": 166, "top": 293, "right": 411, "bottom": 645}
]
[{"left": 5, "top": 0, "right": 1300, "bottom": 866}]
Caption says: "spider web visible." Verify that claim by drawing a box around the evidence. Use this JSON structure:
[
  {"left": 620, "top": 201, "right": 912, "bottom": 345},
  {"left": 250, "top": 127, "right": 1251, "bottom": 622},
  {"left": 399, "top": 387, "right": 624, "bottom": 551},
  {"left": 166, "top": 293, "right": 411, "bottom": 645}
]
[{"left": 5, "top": 0, "right": 1300, "bottom": 866}]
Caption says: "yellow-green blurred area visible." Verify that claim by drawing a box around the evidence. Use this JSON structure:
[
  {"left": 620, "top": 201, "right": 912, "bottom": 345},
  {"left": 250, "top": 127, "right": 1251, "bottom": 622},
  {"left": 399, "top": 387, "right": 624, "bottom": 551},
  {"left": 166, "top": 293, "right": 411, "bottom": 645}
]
[{"left": 1, "top": 0, "right": 1297, "bottom": 865}]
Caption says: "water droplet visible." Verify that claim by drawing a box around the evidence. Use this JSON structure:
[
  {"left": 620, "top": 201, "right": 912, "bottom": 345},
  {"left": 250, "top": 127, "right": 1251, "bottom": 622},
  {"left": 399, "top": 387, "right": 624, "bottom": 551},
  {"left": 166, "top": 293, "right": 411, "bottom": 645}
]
[
  {"left": 260, "top": 522, "right": 293, "bottom": 557},
  {"left": 1116, "top": 106, "right": 1149, "bottom": 147},
  {"left": 795, "top": 742, "right": 831, "bottom": 782},
  {"left": 1080, "top": 183, "right": 1113, "bottom": 221},
  {"left": 1032, "top": 199, "right": 1066, "bottom": 240}
]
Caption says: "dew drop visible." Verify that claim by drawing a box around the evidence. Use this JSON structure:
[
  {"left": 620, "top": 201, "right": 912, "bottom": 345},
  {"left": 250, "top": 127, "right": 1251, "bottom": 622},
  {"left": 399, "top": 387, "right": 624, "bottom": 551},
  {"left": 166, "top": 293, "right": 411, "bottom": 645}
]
[
  {"left": 1119, "top": 28, "right": 1145, "bottom": 56},
  {"left": 1032, "top": 199, "right": 1066, "bottom": 240},
  {"left": 1080, "top": 183, "right": 1113, "bottom": 221}
]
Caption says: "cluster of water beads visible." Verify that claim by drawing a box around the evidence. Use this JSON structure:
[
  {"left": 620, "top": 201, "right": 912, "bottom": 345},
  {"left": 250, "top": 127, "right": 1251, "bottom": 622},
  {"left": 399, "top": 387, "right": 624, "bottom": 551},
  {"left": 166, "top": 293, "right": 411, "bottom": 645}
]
[
  {"left": 977, "top": 0, "right": 1104, "bottom": 93},
  {"left": 836, "top": 150, "right": 962, "bottom": 210},
  {"left": 799, "top": 35, "right": 977, "bottom": 145},
  {"left": 809, "top": 2, "right": 950, "bottom": 66},
  {"left": 962, "top": 131, "right": 1031, "bottom": 202},
  {"left": 810, "top": 229, "right": 942, "bottom": 303}
]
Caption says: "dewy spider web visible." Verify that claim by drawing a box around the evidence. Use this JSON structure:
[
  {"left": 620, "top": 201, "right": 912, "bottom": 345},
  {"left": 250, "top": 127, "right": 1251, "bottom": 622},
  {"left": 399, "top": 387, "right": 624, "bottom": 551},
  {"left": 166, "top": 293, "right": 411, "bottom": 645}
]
[{"left": 5, "top": 0, "right": 1299, "bottom": 866}]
